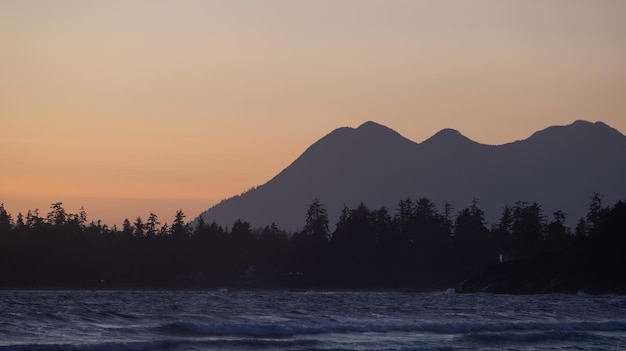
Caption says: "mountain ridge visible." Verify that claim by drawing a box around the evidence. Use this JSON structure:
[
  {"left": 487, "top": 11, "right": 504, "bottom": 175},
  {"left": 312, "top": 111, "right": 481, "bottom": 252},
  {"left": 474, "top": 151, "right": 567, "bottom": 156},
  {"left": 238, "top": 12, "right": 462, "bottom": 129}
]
[{"left": 197, "top": 120, "right": 626, "bottom": 231}]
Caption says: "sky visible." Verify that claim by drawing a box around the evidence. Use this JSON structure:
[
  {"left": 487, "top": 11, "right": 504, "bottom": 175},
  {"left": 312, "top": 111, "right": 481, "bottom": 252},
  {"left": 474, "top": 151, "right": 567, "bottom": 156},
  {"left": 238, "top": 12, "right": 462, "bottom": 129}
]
[{"left": 1, "top": 0, "right": 625, "bottom": 228}]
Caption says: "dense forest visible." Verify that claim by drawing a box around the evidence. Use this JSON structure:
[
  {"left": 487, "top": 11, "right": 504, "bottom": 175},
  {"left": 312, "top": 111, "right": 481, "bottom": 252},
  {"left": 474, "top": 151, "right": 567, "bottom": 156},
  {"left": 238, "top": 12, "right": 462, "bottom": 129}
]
[{"left": 0, "top": 194, "right": 624, "bottom": 293}]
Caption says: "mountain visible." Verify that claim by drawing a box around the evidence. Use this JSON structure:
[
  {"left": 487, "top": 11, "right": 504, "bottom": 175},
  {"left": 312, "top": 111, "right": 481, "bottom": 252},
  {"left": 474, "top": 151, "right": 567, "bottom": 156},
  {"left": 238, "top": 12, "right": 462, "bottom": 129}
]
[{"left": 197, "top": 120, "right": 626, "bottom": 231}]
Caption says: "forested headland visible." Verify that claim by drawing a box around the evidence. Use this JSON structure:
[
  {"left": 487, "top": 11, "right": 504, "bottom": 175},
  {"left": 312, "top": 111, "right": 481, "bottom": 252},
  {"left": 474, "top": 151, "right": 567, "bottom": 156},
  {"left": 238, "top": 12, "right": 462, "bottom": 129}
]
[{"left": 0, "top": 194, "right": 624, "bottom": 294}]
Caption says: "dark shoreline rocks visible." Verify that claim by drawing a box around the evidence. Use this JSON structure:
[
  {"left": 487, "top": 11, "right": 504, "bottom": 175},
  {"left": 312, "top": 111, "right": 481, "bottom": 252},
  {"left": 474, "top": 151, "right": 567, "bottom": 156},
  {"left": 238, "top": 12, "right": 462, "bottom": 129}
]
[{"left": 455, "top": 256, "right": 626, "bottom": 295}]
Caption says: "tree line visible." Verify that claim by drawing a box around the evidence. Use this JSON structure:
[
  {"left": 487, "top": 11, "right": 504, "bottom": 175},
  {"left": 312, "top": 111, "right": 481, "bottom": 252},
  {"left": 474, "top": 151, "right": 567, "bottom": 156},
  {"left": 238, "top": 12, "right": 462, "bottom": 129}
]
[{"left": 0, "top": 194, "right": 623, "bottom": 290}]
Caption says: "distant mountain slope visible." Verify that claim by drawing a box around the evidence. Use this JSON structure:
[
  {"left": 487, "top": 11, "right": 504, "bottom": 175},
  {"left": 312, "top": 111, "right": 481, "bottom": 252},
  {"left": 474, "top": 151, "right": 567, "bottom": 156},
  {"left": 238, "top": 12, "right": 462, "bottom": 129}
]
[{"left": 197, "top": 120, "right": 626, "bottom": 231}]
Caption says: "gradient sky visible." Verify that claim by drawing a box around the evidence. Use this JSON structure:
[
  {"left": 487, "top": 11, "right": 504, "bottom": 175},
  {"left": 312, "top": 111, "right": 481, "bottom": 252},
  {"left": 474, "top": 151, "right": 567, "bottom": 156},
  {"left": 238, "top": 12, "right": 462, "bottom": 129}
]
[{"left": 2, "top": 0, "right": 625, "bottom": 228}]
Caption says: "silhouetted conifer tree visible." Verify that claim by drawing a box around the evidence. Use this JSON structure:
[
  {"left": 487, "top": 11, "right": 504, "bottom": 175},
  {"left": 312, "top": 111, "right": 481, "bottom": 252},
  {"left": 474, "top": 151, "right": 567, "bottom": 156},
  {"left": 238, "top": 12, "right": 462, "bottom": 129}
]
[
  {"left": 331, "top": 202, "right": 377, "bottom": 280},
  {"left": 511, "top": 201, "right": 545, "bottom": 257},
  {"left": 15, "top": 212, "right": 24, "bottom": 229},
  {"left": 586, "top": 193, "right": 607, "bottom": 231},
  {"left": 303, "top": 198, "right": 330, "bottom": 242},
  {"left": 545, "top": 210, "right": 570, "bottom": 251},
  {"left": 454, "top": 199, "right": 488, "bottom": 245},
  {"left": 133, "top": 216, "right": 145, "bottom": 237},
  {"left": 47, "top": 202, "right": 67, "bottom": 228},
  {"left": 146, "top": 212, "right": 160, "bottom": 238},
  {"left": 0, "top": 203, "right": 12, "bottom": 234},
  {"left": 170, "top": 210, "right": 189, "bottom": 237},
  {"left": 122, "top": 219, "right": 133, "bottom": 237},
  {"left": 395, "top": 198, "right": 416, "bottom": 242}
]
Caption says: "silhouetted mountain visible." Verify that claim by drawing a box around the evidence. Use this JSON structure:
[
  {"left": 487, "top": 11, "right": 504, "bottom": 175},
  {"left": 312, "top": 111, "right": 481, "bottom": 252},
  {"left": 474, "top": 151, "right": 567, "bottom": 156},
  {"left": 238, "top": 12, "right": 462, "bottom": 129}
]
[
  {"left": 197, "top": 120, "right": 626, "bottom": 231},
  {"left": 421, "top": 128, "right": 481, "bottom": 149}
]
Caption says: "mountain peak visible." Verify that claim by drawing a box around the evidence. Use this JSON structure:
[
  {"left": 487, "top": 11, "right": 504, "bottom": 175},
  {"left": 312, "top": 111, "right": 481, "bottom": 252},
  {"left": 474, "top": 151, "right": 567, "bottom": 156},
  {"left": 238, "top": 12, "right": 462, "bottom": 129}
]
[
  {"left": 571, "top": 120, "right": 608, "bottom": 128},
  {"left": 433, "top": 128, "right": 463, "bottom": 137},
  {"left": 354, "top": 121, "right": 403, "bottom": 138},
  {"left": 572, "top": 120, "right": 622, "bottom": 135},
  {"left": 321, "top": 121, "right": 415, "bottom": 148},
  {"left": 527, "top": 119, "right": 625, "bottom": 143},
  {"left": 421, "top": 127, "right": 477, "bottom": 147},
  {"left": 356, "top": 121, "right": 387, "bottom": 130}
]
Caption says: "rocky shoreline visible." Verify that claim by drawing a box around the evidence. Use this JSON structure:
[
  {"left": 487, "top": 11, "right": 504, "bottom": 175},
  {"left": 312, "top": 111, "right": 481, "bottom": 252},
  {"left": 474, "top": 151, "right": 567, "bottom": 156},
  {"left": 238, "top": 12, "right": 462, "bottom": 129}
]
[{"left": 455, "top": 255, "right": 626, "bottom": 295}]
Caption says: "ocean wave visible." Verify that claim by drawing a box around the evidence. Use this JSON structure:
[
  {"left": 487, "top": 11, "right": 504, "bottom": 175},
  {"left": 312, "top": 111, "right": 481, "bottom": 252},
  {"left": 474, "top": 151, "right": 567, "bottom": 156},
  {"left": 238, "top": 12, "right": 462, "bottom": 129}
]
[
  {"left": 463, "top": 330, "right": 610, "bottom": 343},
  {"left": 161, "top": 318, "right": 626, "bottom": 338},
  {"left": 0, "top": 340, "right": 168, "bottom": 351},
  {"left": 2, "top": 291, "right": 626, "bottom": 351},
  {"left": 164, "top": 320, "right": 305, "bottom": 337},
  {"left": 0, "top": 338, "right": 319, "bottom": 351},
  {"left": 420, "top": 319, "right": 626, "bottom": 334}
]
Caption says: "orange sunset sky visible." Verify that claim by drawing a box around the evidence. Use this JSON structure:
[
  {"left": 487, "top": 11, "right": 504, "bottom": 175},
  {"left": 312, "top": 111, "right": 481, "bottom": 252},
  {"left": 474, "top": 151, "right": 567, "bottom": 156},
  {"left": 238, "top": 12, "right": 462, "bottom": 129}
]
[{"left": 2, "top": 1, "right": 626, "bottom": 228}]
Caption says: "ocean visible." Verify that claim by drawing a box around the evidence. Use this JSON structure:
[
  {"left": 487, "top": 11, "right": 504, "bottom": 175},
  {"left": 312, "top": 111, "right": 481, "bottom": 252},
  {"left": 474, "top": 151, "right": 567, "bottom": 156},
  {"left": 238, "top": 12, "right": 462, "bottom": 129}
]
[{"left": 1, "top": 289, "right": 625, "bottom": 350}]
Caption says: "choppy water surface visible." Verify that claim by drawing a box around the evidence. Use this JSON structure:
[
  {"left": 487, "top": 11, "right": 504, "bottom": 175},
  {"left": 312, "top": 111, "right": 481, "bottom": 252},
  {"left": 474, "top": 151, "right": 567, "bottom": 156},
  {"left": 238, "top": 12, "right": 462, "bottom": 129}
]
[{"left": 1, "top": 289, "right": 625, "bottom": 350}]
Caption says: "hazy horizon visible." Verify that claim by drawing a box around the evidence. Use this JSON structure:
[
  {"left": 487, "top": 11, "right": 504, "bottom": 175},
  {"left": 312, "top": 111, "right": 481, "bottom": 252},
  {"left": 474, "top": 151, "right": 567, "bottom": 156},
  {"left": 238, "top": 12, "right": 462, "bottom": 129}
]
[{"left": 2, "top": 1, "right": 626, "bottom": 227}]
